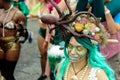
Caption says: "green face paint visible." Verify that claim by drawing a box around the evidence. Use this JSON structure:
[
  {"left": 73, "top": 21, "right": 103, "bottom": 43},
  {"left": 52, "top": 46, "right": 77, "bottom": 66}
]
[{"left": 67, "top": 43, "right": 88, "bottom": 61}]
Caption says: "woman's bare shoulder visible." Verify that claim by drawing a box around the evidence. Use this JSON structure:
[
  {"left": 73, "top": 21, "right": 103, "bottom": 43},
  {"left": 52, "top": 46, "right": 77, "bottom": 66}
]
[{"left": 96, "top": 68, "right": 109, "bottom": 80}]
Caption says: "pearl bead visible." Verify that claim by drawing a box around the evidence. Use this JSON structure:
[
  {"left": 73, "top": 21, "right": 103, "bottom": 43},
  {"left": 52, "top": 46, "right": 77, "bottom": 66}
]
[
  {"left": 71, "top": 75, "right": 78, "bottom": 80},
  {"left": 79, "top": 65, "right": 88, "bottom": 80}
]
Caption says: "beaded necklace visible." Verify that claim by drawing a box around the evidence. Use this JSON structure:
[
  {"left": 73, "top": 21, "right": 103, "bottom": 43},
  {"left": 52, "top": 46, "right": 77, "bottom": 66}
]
[
  {"left": 79, "top": 65, "right": 88, "bottom": 80},
  {"left": 0, "top": 5, "right": 13, "bottom": 37},
  {"left": 64, "top": 63, "right": 88, "bottom": 80},
  {"left": 71, "top": 63, "right": 87, "bottom": 80}
]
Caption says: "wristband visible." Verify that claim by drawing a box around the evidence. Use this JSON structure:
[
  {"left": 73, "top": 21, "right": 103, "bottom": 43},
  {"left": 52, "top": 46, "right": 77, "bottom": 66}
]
[{"left": 105, "top": 10, "right": 110, "bottom": 14}]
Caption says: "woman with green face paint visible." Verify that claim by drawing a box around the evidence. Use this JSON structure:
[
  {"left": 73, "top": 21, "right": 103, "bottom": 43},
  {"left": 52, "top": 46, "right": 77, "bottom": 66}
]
[
  {"left": 55, "top": 35, "right": 115, "bottom": 80},
  {"left": 50, "top": 1, "right": 115, "bottom": 78}
]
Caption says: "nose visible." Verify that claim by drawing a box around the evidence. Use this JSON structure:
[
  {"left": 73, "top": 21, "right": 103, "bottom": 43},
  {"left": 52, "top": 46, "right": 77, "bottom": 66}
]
[{"left": 71, "top": 48, "right": 76, "bottom": 55}]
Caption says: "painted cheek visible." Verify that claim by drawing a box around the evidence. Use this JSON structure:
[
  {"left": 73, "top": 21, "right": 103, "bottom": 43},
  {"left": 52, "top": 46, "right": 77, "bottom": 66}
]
[{"left": 77, "top": 49, "right": 87, "bottom": 58}]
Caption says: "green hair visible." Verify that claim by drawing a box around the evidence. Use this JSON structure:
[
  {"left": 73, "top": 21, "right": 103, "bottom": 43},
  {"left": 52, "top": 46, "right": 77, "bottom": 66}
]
[{"left": 55, "top": 35, "right": 115, "bottom": 80}]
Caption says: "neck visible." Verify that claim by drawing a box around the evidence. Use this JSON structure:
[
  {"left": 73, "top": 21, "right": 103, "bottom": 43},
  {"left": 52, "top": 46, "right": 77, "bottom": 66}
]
[
  {"left": 4, "top": 3, "right": 11, "bottom": 10},
  {"left": 71, "top": 57, "right": 88, "bottom": 69}
]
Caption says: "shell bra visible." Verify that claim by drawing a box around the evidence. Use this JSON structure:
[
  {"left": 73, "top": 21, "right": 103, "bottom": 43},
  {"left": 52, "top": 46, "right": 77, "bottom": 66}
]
[{"left": 0, "top": 8, "right": 17, "bottom": 30}]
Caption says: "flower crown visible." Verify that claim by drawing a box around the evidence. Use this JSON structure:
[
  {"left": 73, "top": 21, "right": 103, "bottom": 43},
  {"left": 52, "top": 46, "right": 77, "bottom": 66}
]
[{"left": 69, "top": 12, "right": 108, "bottom": 45}]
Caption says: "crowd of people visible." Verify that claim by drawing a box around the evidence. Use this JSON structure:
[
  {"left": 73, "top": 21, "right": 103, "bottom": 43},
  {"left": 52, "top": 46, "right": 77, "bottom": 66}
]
[{"left": 0, "top": 0, "right": 120, "bottom": 80}]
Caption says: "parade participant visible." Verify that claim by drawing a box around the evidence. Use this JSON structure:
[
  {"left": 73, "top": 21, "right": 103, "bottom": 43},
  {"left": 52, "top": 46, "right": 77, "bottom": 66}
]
[
  {"left": 48, "top": 4, "right": 114, "bottom": 80},
  {"left": 76, "top": 0, "right": 120, "bottom": 79},
  {"left": 11, "top": 0, "right": 33, "bottom": 43},
  {"left": 100, "top": 6, "right": 120, "bottom": 79},
  {"left": 40, "top": 0, "right": 117, "bottom": 79},
  {"left": 27, "top": 0, "right": 62, "bottom": 79},
  {"left": 55, "top": 36, "right": 115, "bottom": 80},
  {"left": 0, "top": 0, "right": 27, "bottom": 80},
  {"left": 36, "top": 0, "right": 50, "bottom": 79},
  {"left": 100, "top": 6, "right": 120, "bottom": 58}
]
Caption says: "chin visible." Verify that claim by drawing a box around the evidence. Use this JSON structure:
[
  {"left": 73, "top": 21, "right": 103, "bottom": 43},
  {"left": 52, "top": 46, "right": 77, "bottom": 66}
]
[
  {"left": 69, "top": 56, "right": 79, "bottom": 62},
  {"left": 70, "top": 60, "right": 80, "bottom": 62}
]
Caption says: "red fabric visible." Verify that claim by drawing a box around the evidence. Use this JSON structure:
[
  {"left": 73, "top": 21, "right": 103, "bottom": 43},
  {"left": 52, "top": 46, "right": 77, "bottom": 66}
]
[
  {"left": 47, "top": 0, "right": 61, "bottom": 12},
  {"left": 100, "top": 22, "right": 120, "bottom": 59}
]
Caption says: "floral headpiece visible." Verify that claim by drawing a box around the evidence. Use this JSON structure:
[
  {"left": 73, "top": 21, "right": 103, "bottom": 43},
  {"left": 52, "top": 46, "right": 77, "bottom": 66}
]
[
  {"left": 40, "top": 0, "right": 108, "bottom": 45},
  {"left": 69, "top": 12, "right": 108, "bottom": 45}
]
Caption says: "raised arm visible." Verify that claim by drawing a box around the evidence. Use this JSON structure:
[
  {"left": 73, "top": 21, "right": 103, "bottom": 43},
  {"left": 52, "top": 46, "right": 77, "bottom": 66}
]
[{"left": 104, "top": 6, "right": 120, "bottom": 34}]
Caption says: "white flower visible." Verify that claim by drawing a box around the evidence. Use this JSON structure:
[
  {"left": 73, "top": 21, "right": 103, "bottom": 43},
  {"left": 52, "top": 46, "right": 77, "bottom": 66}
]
[
  {"left": 83, "top": 29, "right": 89, "bottom": 35},
  {"left": 95, "top": 27, "right": 100, "bottom": 32},
  {"left": 92, "top": 32, "right": 95, "bottom": 35}
]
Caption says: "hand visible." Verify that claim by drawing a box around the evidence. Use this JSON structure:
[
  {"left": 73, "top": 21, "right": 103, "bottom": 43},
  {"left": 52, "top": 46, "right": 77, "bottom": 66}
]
[{"left": 42, "top": 26, "right": 51, "bottom": 52}]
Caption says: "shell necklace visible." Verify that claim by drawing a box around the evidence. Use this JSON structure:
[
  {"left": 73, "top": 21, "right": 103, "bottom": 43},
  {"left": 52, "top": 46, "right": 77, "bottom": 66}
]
[{"left": 2, "top": 5, "right": 13, "bottom": 37}]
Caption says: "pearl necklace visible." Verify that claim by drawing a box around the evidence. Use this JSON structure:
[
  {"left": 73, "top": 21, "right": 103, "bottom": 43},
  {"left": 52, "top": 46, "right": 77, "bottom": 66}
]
[
  {"left": 1, "top": 5, "right": 13, "bottom": 37},
  {"left": 79, "top": 65, "right": 88, "bottom": 80},
  {"left": 64, "top": 63, "right": 88, "bottom": 80}
]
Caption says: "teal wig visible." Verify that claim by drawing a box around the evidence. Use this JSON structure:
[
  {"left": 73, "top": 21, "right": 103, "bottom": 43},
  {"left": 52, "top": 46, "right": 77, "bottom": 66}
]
[{"left": 55, "top": 35, "right": 115, "bottom": 80}]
